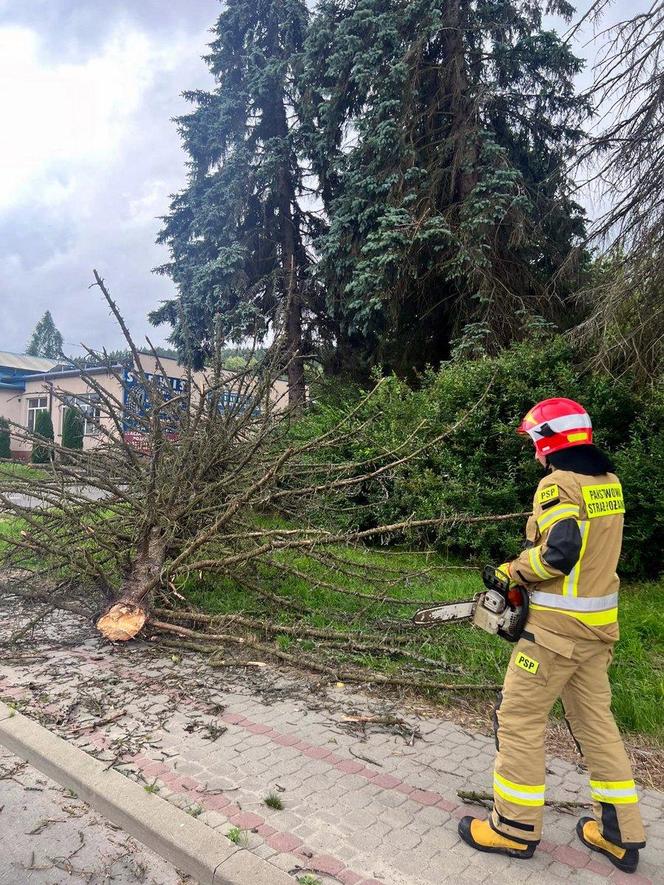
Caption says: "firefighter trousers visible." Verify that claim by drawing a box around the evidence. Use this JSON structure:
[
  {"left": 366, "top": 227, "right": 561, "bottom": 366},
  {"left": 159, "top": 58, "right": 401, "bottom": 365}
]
[{"left": 491, "top": 630, "right": 646, "bottom": 848}]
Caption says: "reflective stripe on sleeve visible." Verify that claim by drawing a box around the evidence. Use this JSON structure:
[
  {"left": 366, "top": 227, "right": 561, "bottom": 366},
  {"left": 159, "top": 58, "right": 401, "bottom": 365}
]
[
  {"left": 536, "top": 503, "right": 580, "bottom": 532},
  {"left": 590, "top": 779, "right": 639, "bottom": 805},
  {"left": 528, "top": 546, "right": 556, "bottom": 580},
  {"left": 494, "top": 772, "right": 545, "bottom": 807}
]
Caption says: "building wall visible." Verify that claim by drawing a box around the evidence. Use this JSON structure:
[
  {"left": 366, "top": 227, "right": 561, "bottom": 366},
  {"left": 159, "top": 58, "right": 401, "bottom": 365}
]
[
  {"left": 0, "top": 354, "right": 291, "bottom": 459},
  {"left": 0, "top": 390, "right": 24, "bottom": 456},
  {"left": 7, "top": 370, "right": 124, "bottom": 458}
]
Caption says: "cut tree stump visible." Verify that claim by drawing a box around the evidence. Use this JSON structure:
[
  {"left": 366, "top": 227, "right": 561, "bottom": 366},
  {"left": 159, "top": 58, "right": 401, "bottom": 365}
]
[{"left": 97, "top": 602, "right": 148, "bottom": 642}]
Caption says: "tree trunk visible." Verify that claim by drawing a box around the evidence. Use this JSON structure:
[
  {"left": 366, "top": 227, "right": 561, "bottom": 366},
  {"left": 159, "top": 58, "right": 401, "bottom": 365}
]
[
  {"left": 96, "top": 527, "right": 166, "bottom": 641},
  {"left": 285, "top": 250, "right": 306, "bottom": 410},
  {"left": 268, "top": 31, "right": 306, "bottom": 410}
]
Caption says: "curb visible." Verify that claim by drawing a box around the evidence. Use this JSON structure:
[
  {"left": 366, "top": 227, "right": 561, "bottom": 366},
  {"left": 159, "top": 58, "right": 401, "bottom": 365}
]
[{"left": 0, "top": 701, "right": 294, "bottom": 885}]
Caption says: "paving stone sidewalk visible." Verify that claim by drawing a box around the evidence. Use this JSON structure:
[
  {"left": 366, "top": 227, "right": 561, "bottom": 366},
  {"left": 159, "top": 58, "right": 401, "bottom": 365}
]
[
  {"left": 0, "top": 600, "right": 661, "bottom": 885},
  {"left": 0, "top": 747, "right": 191, "bottom": 884}
]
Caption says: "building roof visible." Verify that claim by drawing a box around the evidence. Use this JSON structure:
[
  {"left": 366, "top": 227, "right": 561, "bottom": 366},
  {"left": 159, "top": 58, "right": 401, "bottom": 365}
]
[
  {"left": 24, "top": 365, "right": 122, "bottom": 382},
  {"left": 0, "top": 351, "right": 60, "bottom": 373}
]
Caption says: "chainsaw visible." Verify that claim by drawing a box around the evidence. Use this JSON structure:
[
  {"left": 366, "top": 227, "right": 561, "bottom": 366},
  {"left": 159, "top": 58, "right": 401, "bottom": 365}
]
[{"left": 412, "top": 565, "right": 529, "bottom": 642}]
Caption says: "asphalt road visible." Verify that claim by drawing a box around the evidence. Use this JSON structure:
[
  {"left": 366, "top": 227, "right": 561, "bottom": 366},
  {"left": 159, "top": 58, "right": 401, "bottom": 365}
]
[{"left": 0, "top": 748, "right": 193, "bottom": 885}]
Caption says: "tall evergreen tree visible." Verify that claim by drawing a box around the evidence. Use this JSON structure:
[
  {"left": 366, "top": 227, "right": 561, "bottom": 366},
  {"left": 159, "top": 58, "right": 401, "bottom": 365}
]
[
  {"left": 303, "top": 0, "right": 589, "bottom": 377},
  {"left": 26, "top": 311, "right": 64, "bottom": 360},
  {"left": 151, "top": 0, "right": 321, "bottom": 406}
]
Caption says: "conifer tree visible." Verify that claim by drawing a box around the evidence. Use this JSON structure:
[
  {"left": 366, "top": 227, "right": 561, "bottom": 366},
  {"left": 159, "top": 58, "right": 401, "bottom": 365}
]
[
  {"left": 26, "top": 311, "right": 64, "bottom": 360},
  {"left": 152, "top": 0, "right": 319, "bottom": 406},
  {"left": 32, "top": 411, "right": 54, "bottom": 464},
  {"left": 62, "top": 408, "right": 84, "bottom": 453},
  {"left": 0, "top": 417, "right": 10, "bottom": 460},
  {"left": 304, "top": 0, "right": 589, "bottom": 376}
]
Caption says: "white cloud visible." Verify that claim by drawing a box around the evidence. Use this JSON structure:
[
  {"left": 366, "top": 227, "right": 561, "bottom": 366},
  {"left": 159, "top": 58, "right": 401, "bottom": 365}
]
[{"left": 0, "top": 23, "right": 188, "bottom": 211}]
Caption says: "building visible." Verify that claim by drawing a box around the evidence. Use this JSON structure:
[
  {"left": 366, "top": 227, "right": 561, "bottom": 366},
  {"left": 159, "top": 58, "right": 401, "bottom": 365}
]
[{"left": 0, "top": 351, "right": 289, "bottom": 460}]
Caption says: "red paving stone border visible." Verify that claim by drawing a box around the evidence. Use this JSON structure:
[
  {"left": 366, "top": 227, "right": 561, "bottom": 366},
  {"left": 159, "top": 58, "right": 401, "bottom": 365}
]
[{"left": 0, "top": 656, "right": 654, "bottom": 884}]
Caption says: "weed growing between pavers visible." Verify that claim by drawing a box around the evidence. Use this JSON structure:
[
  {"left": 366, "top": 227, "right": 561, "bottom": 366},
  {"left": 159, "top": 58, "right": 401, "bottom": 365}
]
[
  {"left": 227, "top": 826, "right": 249, "bottom": 847},
  {"left": 186, "top": 804, "right": 203, "bottom": 817}
]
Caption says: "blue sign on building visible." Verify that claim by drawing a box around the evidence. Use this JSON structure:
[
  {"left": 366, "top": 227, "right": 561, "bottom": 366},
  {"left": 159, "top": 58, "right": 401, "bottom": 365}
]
[{"left": 122, "top": 369, "right": 188, "bottom": 431}]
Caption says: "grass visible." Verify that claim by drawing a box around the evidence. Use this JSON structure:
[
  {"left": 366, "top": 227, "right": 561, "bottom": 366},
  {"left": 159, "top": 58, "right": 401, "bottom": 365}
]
[
  {"left": 264, "top": 792, "right": 284, "bottom": 810},
  {"left": 297, "top": 876, "right": 322, "bottom": 885},
  {"left": 184, "top": 540, "right": 664, "bottom": 742},
  {"left": 0, "top": 502, "right": 661, "bottom": 742},
  {"left": 0, "top": 517, "right": 27, "bottom": 554},
  {"left": 0, "top": 462, "right": 48, "bottom": 483}
]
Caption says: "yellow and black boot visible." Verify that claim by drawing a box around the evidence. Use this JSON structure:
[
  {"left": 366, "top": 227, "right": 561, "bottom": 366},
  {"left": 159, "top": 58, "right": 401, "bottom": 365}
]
[
  {"left": 576, "top": 818, "right": 639, "bottom": 874},
  {"left": 458, "top": 817, "right": 536, "bottom": 859}
]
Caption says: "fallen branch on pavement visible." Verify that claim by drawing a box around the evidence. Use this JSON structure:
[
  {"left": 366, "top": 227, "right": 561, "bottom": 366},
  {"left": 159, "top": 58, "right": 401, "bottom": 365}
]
[
  {"left": 149, "top": 619, "right": 501, "bottom": 692},
  {"left": 72, "top": 709, "right": 127, "bottom": 734},
  {"left": 457, "top": 790, "right": 591, "bottom": 810}
]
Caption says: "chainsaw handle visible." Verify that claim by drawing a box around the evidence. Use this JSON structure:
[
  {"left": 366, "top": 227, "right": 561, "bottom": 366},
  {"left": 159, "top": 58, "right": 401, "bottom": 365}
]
[{"left": 498, "top": 583, "right": 529, "bottom": 643}]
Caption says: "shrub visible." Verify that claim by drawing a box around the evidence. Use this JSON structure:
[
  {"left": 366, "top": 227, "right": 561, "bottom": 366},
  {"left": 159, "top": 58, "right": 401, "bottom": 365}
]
[
  {"left": 31, "top": 411, "right": 54, "bottom": 464},
  {"left": 0, "top": 417, "right": 10, "bottom": 459},
  {"left": 62, "top": 407, "right": 84, "bottom": 452},
  {"left": 298, "top": 338, "right": 661, "bottom": 579},
  {"left": 614, "top": 386, "right": 664, "bottom": 579}
]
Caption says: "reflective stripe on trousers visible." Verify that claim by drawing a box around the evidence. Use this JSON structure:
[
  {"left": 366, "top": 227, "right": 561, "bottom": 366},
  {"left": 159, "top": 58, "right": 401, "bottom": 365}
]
[
  {"left": 590, "top": 779, "right": 639, "bottom": 805},
  {"left": 493, "top": 771, "right": 545, "bottom": 807}
]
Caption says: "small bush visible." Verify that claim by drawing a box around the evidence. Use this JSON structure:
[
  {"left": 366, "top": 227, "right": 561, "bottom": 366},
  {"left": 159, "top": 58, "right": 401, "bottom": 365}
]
[
  {"left": 62, "top": 407, "right": 84, "bottom": 452},
  {"left": 31, "top": 411, "right": 54, "bottom": 464},
  {"left": 0, "top": 417, "right": 10, "bottom": 459}
]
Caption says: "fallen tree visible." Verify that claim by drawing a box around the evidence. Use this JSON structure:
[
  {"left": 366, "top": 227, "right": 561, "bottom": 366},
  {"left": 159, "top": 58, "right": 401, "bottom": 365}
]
[{"left": 0, "top": 272, "right": 524, "bottom": 691}]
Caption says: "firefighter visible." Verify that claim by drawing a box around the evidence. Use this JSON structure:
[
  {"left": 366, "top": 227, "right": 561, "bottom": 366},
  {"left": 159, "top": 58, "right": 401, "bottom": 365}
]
[{"left": 458, "top": 398, "right": 646, "bottom": 874}]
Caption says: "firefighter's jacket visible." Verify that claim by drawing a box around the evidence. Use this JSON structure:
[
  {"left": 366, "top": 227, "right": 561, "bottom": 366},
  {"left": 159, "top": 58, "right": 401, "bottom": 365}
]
[{"left": 508, "top": 469, "right": 624, "bottom": 643}]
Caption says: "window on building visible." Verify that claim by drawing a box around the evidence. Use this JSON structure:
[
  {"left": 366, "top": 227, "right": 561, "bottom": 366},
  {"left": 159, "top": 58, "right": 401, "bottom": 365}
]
[
  {"left": 64, "top": 395, "right": 101, "bottom": 436},
  {"left": 82, "top": 401, "right": 101, "bottom": 436},
  {"left": 27, "top": 396, "right": 49, "bottom": 431}
]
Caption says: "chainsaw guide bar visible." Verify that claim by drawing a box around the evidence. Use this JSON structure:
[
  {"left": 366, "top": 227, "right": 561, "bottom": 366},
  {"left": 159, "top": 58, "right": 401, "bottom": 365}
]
[{"left": 411, "top": 599, "right": 476, "bottom": 625}]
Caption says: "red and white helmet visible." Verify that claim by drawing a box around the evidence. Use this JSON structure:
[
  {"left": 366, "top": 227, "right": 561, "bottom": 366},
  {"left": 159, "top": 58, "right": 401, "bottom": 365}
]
[{"left": 518, "top": 398, "right": 592, "bottom": 457}]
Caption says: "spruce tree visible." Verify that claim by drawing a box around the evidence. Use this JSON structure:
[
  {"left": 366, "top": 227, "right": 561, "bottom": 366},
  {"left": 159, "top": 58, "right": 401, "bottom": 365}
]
[
  {"left": 62, "top": 407, "right": 84, "bottom": 453},
  {"left": 304, "top": 0, "right": 589, "bottom": 377},
  {"left": 0, "top": 417, "right": 10, "bottom": 460},
  {"left": 26, "top": 311, "right": 64, "bottom": 359},
  {"left": 32, "top": 410, "right": 54, "bottom": 464},
  {"left": 152, "top": 0, "right": 319, "bottom": 406}
]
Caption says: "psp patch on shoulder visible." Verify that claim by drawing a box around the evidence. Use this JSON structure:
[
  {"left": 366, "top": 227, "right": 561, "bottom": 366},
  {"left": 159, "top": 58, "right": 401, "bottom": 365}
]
[
  {"left": 537, "top": 484, "right": 559, "bottom": 506},
  {"left": 515, "top": 652, "right": 540, "bottom": 675}
]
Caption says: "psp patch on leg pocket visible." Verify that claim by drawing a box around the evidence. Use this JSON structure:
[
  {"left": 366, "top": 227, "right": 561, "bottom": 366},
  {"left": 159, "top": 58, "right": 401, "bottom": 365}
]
[{"left": 515, "top": 652, "right": 540, "bottom": 675}]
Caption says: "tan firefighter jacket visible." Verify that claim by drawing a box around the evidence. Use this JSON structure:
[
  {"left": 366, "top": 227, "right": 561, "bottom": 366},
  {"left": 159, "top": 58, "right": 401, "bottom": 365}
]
[{"left": 507, "top": 469, "right": 624, "bottom": 643}]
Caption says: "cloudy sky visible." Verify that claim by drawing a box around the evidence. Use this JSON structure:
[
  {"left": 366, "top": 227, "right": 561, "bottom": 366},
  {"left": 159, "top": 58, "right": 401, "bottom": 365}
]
[
  {"left": 0, "top": 1, "right": 638, "bottom": 355},
  {"left": 0, "top": 0, "right": 219, "bottom": 355}
]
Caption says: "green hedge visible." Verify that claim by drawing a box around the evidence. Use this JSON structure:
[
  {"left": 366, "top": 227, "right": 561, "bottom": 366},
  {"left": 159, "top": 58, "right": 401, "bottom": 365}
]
[{"left": 296, "top": 338, "right": 663, "bottom": 579}]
